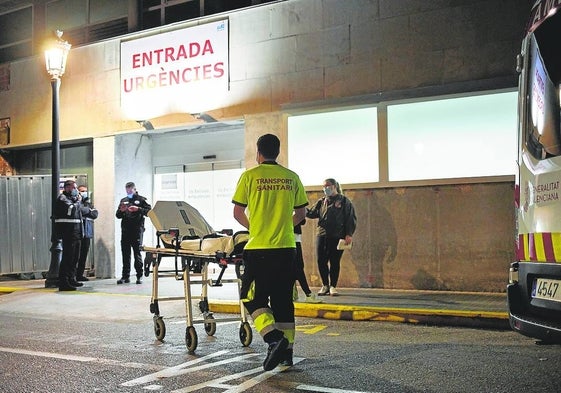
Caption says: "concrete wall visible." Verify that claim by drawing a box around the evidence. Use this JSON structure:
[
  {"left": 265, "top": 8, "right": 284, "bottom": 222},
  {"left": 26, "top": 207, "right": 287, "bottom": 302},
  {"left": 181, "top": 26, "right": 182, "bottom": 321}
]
[
  {"left": 111, "top": 133, "right": 153, "bottom": 279},
  {"left": 299, "top": 183, "right": 515, "bottom": 291},
  {"left": 92, "top": 136, "right": 116, "bottom": 279},
  {"left": 0, "top": 0, "right": 530, "bottom": 289}
]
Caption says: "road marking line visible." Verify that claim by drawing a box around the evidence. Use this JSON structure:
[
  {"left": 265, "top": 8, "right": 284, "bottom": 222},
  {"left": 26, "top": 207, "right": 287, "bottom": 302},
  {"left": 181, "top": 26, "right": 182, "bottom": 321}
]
[
  {"left": 121, "top": 350, "right": 260, "bottom": 387},
  {"left": 1, "top": 346, "right": 355, "bottom": 393},
  {"left": 296, "top": 324, "right": 327, "bottom": 334},
  {"left": 297, "top": 385, "right": 380, "bottom": 393},
  {"left": 171, "top": 358, "right": 304, "bottom": 393},
  {"left": 0, "top": 346, "right": 163, "bottom": 371},
  {"left": 0, "top": 346, "right": 97, "bottom": 362}
]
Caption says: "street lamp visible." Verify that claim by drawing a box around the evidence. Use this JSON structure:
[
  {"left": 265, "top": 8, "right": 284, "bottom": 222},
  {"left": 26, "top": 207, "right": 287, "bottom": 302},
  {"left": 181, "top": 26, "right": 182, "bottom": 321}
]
[{"left": 44, "top": 30, "right": 71, "bottom": 288}]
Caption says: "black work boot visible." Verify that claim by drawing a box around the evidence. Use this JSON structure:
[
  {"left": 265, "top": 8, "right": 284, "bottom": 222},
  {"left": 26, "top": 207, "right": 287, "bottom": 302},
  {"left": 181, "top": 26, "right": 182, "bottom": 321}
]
[
  {"left": 280, "top": 348, "right": 293, "bottom": 366},
  {"left": 263, "top": 337, "right": 288, "bottom": 371},
  {"left": 59, "top": 279, "right": 77, "bottom": 291}
]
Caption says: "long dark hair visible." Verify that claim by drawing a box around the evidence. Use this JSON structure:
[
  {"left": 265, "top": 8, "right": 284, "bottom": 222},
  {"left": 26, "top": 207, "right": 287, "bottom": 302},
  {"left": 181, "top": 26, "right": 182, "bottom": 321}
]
[{"left": 325, "top": 178, "right": 342, "bottom": 194}]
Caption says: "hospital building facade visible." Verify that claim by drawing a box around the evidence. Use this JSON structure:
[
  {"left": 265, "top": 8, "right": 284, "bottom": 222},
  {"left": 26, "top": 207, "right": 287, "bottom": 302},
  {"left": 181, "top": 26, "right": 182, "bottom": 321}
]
[{"left": 0, "top": 0, "right": 531, "bottom": 292}]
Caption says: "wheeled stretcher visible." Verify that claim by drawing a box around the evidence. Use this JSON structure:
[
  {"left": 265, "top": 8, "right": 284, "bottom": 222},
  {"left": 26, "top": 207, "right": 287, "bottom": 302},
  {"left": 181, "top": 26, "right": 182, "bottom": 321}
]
[{"left": 141, "top": 201, "right": 252, "bottom": 353}]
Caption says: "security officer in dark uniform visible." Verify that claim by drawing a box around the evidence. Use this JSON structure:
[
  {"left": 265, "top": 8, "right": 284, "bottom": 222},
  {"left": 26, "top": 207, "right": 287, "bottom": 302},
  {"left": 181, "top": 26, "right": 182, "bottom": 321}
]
[
  {"left": 115, "top": 181, "right": 151, "bottom": 284},
  {"left": 54, "top": 179, "right": 94, "bottom": 291},
  {"left": 76, "top": 185, "right": 98, "bottom": 281}
]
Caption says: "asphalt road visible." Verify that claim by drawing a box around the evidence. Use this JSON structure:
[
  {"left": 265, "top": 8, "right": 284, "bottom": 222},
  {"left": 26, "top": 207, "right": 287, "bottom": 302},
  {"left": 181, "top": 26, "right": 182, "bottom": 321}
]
[{"left": 1, "top": 310, "right": 560, "bottom": 393}]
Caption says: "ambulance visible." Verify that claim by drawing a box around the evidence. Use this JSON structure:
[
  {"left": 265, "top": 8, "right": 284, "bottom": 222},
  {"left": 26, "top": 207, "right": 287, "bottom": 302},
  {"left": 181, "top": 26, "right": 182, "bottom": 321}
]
[{"left": 508, "top": 0, "right": 561, "bottom": 342}]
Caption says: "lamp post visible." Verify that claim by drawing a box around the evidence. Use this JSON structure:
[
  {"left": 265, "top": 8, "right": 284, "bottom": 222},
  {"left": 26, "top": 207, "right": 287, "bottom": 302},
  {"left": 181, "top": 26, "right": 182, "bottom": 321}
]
[{"left": 44, "top": 30, "right": 71, "bottom": 288}]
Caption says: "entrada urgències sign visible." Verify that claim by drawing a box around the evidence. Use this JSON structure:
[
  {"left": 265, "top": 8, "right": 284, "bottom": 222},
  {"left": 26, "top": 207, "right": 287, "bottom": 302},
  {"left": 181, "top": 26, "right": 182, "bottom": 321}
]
[{"left": 120, "top": 20, "right": 229, "bottom": 120}]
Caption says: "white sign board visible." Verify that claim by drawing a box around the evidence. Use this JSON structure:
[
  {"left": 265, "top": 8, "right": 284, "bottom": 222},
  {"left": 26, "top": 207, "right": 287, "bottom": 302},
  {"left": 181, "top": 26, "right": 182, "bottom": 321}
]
[{"left": 120, "top": 20, "right": 229, "bottom": 120}]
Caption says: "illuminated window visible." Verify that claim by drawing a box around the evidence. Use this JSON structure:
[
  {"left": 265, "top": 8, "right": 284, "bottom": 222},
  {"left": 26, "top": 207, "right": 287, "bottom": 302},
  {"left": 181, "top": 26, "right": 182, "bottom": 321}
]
[
  {"left": 288, "top": 107, "right": 379, "bottom": 186},
  {"left": 288, "top": 91, "right": 516, "bottom": 187},
  {"left": 387, "top": 92, "right": 517, "bottom": 181}
]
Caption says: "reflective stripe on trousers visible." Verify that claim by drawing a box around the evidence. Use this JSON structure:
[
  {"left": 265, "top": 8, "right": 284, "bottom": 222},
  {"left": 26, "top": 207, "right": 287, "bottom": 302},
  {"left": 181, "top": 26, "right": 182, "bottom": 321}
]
[{"left": 54, "top": 218, "right": 81, "bottom": 224}]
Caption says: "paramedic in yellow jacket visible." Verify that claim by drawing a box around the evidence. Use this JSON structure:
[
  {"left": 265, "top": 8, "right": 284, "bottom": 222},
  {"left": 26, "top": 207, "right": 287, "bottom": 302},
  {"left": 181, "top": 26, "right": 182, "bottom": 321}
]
[{"left": 232, "top": 133, "right": 308, "bottom": 371}]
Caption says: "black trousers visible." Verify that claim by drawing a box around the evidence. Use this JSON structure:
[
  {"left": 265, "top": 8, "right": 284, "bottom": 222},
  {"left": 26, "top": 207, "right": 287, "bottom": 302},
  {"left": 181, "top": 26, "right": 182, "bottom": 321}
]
[
  {"left": 76, "top": 237, "right": 91, "bottom": 278},
  {"left": 240, "top": 248, "right": 295, "bottom": 343},
  {"left": 294, "top": 242, "right": 312, "bottom": 295},
  {"left": 316, "top": 236, "right": 344, "bottom": 287},
  {"left": 120, "top": 230, "right": 143, "bottom": 279},
  {"left": 60, "top": 234, "right": 80, "bottom": 286}
]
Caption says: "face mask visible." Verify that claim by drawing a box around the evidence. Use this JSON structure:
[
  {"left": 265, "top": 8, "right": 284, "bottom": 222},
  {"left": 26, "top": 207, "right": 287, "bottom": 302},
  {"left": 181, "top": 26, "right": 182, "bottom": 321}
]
[
  {"left": 127, "top": 193, "right": 134, "bottom": 199},
  {"left": 323, "top": 187, "right": 333, "bottom": 197},
  {"left": 80, "top": 192, "right": 88, "bottom": 200},
  {"left": 71, "top": 189, "right": 78, "bottom": 197}
]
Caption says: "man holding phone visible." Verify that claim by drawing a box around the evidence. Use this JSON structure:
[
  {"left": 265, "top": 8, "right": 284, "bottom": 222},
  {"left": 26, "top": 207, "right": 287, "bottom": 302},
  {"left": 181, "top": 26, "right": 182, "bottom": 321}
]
[{"left": 115, "top": 181, "right": 151, "bottom": 284}]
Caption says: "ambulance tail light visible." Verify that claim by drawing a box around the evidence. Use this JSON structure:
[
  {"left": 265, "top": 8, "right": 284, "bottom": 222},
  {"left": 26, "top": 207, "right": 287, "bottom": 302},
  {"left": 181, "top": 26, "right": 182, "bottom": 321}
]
[{"left": 509, "top": 262, "right": 519, "bottom": 284}]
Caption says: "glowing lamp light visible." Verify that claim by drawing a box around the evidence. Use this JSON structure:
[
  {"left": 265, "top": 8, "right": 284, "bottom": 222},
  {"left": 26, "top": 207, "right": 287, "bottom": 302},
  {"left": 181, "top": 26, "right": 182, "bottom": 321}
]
[{"left": 45, "top": 30, "right": 71, "bottom": 79}]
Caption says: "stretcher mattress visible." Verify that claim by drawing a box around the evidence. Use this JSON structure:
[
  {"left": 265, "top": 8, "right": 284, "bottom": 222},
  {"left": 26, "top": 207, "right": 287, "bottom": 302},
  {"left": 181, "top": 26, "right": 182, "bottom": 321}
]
[
  {"left": 147, "top": 200, "right": 215, "bottom": 247},
  {"left": 174, "top": 235, "right": 233, "bottom": 254},
  {"left": 146, "top": 200, "right": 248, "bottom": 257}
]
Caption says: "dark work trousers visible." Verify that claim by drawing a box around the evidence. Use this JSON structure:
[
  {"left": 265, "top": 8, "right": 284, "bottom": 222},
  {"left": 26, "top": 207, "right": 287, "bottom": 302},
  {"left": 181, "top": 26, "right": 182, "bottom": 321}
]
[
  {"left": 240, "top": 248, "right": 296, "bottom": 343},
  {"left": 294, "top": 242, "right": 312, "bottom": 295},
  {"left": 120, "top": 229, "right": 144, "bottom": 279},
  {"left": 60, "top": 235, "right": 80, "bottom": 286},
  {"left": 316, "top": 236, "right": 344, "bottom": 288},
  {"left": 76, "top": 237, "right": 91, "bottom": 278}
]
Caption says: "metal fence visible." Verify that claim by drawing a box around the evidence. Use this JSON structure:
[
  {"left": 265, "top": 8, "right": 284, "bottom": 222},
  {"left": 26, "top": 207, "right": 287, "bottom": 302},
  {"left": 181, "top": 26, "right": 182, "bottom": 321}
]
[{"left": 0, "top": 176, "right": 51, "bottom": 275}]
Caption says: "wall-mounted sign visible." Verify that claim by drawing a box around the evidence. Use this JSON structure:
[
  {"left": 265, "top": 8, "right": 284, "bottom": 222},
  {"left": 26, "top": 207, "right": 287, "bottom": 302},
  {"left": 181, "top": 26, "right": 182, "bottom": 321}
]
[{"left": 120, "top": 19, "right": 229, "bottom": 120}]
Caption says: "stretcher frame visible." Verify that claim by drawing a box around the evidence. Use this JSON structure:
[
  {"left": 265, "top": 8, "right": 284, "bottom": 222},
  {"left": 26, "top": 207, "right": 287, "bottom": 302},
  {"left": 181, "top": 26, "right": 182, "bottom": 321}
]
[{"left": 142, "top": 228, "right": 252, "bottom": 353}]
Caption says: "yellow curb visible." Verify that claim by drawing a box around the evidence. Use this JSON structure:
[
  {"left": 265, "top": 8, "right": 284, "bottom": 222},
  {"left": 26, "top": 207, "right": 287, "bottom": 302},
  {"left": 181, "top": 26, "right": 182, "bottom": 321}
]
[
  {"left": 1, "top": 288, "right": 508, "bottom": 324},
  {"left": 0, "top": 286, "right": 27, "bottom": 293},
  {"left": 209, "top": 300, "right": 242, "bottom": 314},
  {"left": 208, "top": 300, "right": 508, "bottom": 321}
]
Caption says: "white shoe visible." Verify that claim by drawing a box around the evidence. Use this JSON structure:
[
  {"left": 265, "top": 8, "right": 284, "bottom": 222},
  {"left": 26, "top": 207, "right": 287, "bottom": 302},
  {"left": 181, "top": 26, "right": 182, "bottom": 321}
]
[
  {"left": 305, "top": 293, "right": 323, "bottom": 303},
  {"left": 318, "top": 285, "right": 330, "bottom": 296},
  {"left": 329, "top": 286, "right": 338, "bottom": 296}
]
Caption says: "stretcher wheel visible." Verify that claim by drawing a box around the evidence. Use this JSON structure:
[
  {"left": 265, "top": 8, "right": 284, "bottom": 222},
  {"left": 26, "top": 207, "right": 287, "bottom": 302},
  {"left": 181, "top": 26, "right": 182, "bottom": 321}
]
[
  {"left": 185, "top": 326, "right": 198, "bottom": 353},
  {"left": 204, "top": 314, "right": 216, "bottom": 336},
  {"left": 154, "top": 317, "right": 166, "bottom": 341},
  {"left": 239, "top": 322, "right": 252, "bottom": 347}
]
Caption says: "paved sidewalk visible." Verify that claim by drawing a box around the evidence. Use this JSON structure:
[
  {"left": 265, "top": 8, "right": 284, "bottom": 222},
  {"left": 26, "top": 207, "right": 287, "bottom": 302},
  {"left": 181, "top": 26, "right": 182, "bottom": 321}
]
[{"left": 0, "top": 271, "right": 509, "bottom": 330}]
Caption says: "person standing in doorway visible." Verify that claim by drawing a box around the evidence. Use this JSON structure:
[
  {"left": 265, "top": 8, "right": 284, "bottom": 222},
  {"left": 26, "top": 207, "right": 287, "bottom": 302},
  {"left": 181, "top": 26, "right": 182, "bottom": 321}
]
[
  {"left": 294, "top": 219, "right": 322, "bottom": 303},
  {"left": 115, "top": 181, "right": 151, "bottom": 285},
  {"left": 54, "top": 179, "right": 94, "bottom": 291},
  {"left": 232, "top": 133, "right": 308, "bottom": 371},
  {"left": 76, "top": 185, "right": 98, "bottom": 281},
  {"left": 306, "top": 178, "right": 356, "bottom": 296}
]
